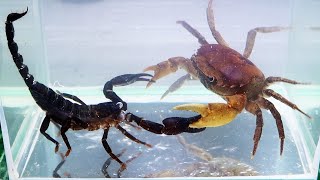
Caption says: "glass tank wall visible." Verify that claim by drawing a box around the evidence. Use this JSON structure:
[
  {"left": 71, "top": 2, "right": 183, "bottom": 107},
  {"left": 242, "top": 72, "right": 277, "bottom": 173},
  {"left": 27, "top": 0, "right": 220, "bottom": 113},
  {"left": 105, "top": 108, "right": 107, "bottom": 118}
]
[{"left": 0, "top": 0, "right": 319, "bottom": 179}]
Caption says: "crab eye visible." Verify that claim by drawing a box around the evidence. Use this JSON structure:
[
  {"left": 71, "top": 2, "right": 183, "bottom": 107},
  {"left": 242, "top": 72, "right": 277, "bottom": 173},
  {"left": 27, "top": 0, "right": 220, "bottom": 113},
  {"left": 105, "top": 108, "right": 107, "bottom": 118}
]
[{"left": 208, "top": 76, "right": 215, "bottom": 83}]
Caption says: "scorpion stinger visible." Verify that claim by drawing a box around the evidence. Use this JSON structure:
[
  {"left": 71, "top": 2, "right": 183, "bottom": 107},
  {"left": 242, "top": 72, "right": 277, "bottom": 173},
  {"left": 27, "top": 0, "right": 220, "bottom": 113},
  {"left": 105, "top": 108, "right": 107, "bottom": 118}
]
[{"left": 6, "top": 10, "right": 154, "bottom": 171}]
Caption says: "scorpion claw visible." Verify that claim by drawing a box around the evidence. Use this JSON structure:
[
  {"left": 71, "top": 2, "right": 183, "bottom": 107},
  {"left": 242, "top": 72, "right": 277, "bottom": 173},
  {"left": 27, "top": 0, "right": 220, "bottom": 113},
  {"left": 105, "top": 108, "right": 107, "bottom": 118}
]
[
  {"left": 162, "top": 115, "right": 204, "bottom": 135},
  {"left": 109, "top": 73, "right": 154, "bottom": 87},
  {"left": 127, "top": 113, "right": 205, "bottom": 135}
]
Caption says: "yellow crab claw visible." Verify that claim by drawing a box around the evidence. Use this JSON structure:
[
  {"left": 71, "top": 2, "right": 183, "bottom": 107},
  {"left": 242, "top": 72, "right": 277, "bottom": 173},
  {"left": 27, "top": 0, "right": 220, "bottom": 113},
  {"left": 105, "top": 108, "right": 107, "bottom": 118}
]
[{"left": 173, "top": 103, "right": 241, "bottom": 128}]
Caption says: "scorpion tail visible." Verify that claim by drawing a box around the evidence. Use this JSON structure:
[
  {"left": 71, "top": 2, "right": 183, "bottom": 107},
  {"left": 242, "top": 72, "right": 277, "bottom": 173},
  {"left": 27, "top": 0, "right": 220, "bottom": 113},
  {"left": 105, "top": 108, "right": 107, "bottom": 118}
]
[
  {"left": 5, "top": 9, "right": 35, "bottom": 87},
  {"left": 6, "top": 8, "right": 28, "bottom": 23},
  {"left": 5, "top": 9, "right": 69, "bottom": 112}
]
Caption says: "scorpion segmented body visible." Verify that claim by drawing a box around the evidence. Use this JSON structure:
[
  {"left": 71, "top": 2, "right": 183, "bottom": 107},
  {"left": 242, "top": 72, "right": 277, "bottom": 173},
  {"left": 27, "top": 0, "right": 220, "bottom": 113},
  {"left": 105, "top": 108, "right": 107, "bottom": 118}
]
[{"left": 5, "top": 9, "right": 155, "bottom": 170}]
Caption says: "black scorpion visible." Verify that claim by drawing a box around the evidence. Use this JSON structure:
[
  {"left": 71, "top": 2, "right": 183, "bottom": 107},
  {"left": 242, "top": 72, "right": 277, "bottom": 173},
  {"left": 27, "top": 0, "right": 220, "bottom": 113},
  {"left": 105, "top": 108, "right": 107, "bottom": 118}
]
[
  {"left": 6, "top": 9, "right": 210, "bottom": 171},
  {"left": 5, "top": 9, "right": 157, "bottom": 171}
]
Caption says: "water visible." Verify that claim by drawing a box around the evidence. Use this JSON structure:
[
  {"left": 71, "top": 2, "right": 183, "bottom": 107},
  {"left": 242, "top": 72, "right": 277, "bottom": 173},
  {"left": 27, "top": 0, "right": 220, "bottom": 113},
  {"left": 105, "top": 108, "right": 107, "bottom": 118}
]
[{"left": 2, "top": 85, "right": 317, "bottom": 178}]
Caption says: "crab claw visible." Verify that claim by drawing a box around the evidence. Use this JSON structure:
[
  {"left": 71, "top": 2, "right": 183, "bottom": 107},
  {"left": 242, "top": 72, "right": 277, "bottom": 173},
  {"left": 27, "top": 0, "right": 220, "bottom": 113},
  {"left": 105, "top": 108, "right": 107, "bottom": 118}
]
[
  {"left": 144, "top": 57, "right": 190, "bottom": 88},
  {"left": 173, "top": 103, "right": 242, "bottom": 128},
  {"left": 143, "top": 61, "right": 178, "bottom": 88}
]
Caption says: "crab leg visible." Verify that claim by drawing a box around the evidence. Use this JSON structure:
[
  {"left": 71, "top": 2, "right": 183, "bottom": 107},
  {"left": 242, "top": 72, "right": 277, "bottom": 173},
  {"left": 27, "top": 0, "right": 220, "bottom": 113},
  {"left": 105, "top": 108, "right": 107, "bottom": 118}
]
[
  {"left": 243, "top": 26, "right": 290, "bottom": 58},
  {"left": 257, "top": 97, "right": 285, "bottom": 155},
  {"left": 207, "top": 0, "right": 229, "bottom": 47},
  {"left": 263, "top": 89, "right": 311, "bottom": 118},
  {"left": 265, "top": 76, "right": 309, "bottom": 85},
  {"left": 176, "top": 135, "right": 213, "bottom": 162},
  {"left": 177, "top": 21, "right": 209, "bottom": 45},
  {"left": 161, "top": 74, "right": 196, "bottom": 99},
  {"left": 245, "top": 101, "right": 263, "bottom": 158}
]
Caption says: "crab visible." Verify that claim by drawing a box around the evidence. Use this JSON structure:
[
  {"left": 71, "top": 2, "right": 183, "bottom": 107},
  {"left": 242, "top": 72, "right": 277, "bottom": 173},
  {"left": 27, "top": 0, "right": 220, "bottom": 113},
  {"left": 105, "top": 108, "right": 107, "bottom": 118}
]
[{"left": 143, "top": 0, "right": 311, "bottom": 156}]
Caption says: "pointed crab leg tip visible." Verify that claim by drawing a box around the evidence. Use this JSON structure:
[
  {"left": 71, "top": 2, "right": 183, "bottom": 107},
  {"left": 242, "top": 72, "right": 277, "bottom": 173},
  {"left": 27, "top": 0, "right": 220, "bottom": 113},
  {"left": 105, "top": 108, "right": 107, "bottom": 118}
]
[
  {"left": 146, "top": 82, "right": 153, "bottom": 88},
  {"left": 160, "top": 95, "right": 166, "bottom": 100},
  {"left": 299, "top": 110, "right": 312, "bottom": 119},
  {"left": 146, "top": 144, "right": 153, "bottom": 148},
  {"left": 143, "top": 66, "right": 155, "bottom": 72},
  {"left": 250, "top": 155, "right": 254, "bottom": 160}
]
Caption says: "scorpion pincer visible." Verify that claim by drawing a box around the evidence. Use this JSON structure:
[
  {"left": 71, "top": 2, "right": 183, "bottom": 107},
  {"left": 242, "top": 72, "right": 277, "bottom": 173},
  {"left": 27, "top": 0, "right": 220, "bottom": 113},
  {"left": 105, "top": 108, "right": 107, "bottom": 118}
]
[{"left": 6, "top": 9, "right": 155, "bottom": 170}]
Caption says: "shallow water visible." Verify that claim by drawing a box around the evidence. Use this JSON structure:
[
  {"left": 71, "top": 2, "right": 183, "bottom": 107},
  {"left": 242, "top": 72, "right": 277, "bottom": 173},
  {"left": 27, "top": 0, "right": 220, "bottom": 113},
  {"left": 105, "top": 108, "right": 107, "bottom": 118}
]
[{"left": 7, "top": 100, "right": 309, "bottom": 178}]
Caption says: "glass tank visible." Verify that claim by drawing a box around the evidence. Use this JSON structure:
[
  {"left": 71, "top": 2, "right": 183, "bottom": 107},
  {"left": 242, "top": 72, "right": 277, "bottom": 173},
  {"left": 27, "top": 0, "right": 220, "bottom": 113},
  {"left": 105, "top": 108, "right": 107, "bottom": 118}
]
[{"left": 0, "top": 0, "right": 319, "bottom": 179}]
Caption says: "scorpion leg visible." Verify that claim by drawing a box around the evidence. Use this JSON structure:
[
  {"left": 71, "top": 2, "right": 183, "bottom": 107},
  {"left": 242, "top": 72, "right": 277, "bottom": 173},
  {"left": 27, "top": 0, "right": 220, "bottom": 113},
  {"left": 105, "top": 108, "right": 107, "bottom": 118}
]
[
  {"left": 115, "top": 124, "right": 152, "bottom": 147},
  {"left": 40, "top": 115, "right": 60, "bottom": 153},
  {"left": 101, "top": 148, "right": 142, "bottom": 178},
  {"left": 52, "top": 153, "right": 71, "bottom": 178},
  {"left": 60, "top": 121, "right": 72, "bottom": 157},
  {"left": 102, "top": 128, "right": 127, "bottom": 171},
  {"left": 103, "top": 73, "right": 154, "bottom": 110},
  {"left": 126, "top": 113, "right": 205, "bottom": 135},
  {"left": 57, "top": 91, "right": 87, "bottom": 105},
  {"left": 243, "top": 26, "right": 290, "bottom": 58},
  {"left": 101, "top": 149, "right": 126, "bottom": 178}
]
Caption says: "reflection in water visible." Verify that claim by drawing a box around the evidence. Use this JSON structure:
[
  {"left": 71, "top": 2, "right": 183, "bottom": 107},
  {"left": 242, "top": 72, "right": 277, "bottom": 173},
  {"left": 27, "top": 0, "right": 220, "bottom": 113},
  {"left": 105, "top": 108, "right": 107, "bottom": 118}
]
[
  {"left": 52, "top": 153, "right": 71, "bottom": 178},
  {"left": 52, "top": 135, "right": 257, "bottom": 178},
  {"left": 145, "top": 135, "right": 258, "bottom": 177},
  {"left": 53, "top": 149, "right": 142, "bottom": 178}
]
